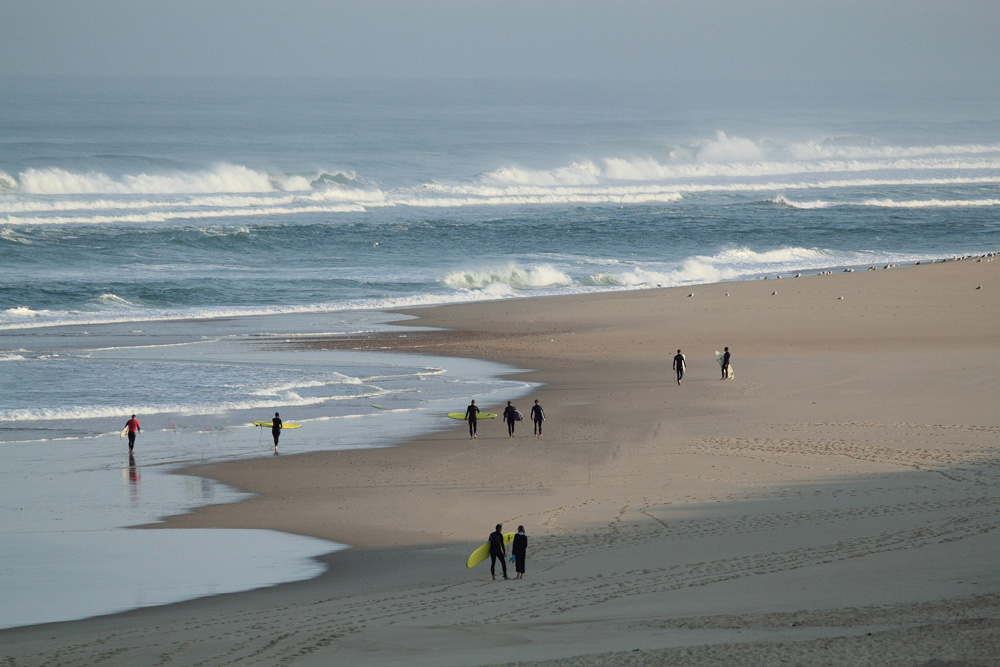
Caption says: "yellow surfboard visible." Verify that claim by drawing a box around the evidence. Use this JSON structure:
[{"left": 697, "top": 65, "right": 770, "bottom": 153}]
[
  {"left": 448, "top": 412, "right": 497, "bottom": 420},
  {"left": 466, "top": 532, "right": 516, "bottom": 568},
  {"left": 252, "top": 421, "right": 302, "bottom": 429},
  {"left": 120, "top": 426, "right": 129, "bottom": 438}
]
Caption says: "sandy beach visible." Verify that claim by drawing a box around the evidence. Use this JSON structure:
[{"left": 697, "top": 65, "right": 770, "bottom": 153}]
[{"left": 3, "top": 258, "right": 999, "bottom": 666}]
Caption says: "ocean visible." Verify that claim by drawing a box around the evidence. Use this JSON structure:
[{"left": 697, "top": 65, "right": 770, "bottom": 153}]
[{"left": 1, "top": 76, "right": 998, "bottom": 628}]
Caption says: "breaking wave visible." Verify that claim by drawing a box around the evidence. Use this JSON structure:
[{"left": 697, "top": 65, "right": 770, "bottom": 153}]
[{"left": 2, "top": 164, "right": 367, "bottom": 196}]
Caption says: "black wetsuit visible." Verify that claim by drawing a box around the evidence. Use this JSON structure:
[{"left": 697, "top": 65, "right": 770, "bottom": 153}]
[
  {"left": 503, "top": 406, "right": 517, "bottom": 436},
  {"left": 489, "top": 530, "right": 508, "bottom": 578},
  {"left": 272, "top": 417, "right": 282, "bottom": 446},
  {"left": 465, "top": 403, "right": 479, "bottom": 436},
  {"left": 512, "top": 532, "right": 527, "bottom": 574},
  {"left": 673, "top": 353, "right": 686, "bottom": 382},
  {"left": 722, "top": 351, "right": 731, "bottom": 378},
  {"left": 530, "top": 404, "right": 544, "bottom": 435}
]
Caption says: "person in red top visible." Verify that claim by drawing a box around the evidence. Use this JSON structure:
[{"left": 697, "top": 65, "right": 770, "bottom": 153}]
[{"left": 125, "top": 414, "right": 140, "bottom": 454}]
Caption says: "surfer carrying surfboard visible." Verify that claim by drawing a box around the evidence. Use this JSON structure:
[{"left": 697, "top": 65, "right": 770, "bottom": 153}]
[
  {"left": 489, "top": 524, "right": 509, "bottom": 580},
  {"left": 502, "top": 401, "right": 520, "bottom": 438},
  {"left": 271, "top": 412, "right": 282, "bottom": 452},
  {"left": 124, "top": 414, "right": 140, "bottom": 454},
  {"left": 464, "top": 400, "right": 480, "bottom": 439},
  {"left": 721, "top": 347, "right": 731, "bottom": 380}
]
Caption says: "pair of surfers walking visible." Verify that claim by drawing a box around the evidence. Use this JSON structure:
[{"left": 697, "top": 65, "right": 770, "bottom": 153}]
[
  {"left": 464, "top": 399, "right": 545, "bottom": 439},
  {"left": 671, "top": 346, "right": 733, "bottom": 385}
]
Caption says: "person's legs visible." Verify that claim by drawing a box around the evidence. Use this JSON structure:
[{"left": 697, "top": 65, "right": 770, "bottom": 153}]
[
  {"left": 127, "top": 432, "right": 135, "bottom": 452},
  {"left": 508, "top": 420, "right": 515, "bottom": 437},
  {"left": 490, "top": 553, "right": 507, "bottom": 578},
  {"left": 534, "top": 419, "right": 542, "bottom": 436},
  {"left": 469, "top": 419, "right": 476, "bottom": 438}
]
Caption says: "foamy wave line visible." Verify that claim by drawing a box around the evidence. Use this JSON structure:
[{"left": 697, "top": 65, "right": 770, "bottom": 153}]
[
  {"left": 251, "top": 376, "right": 364, "bottom": 396},
  {"left": 429, "top": 175, "right": 1000, "bottom": 198},
  {"left": 0, "top": 165, "right": 371, "bottom": 196},
  {"left": 1, "top": 394, "right": 324, "bottom": 422},
  {"left": 479, "top": 156, "right": 1000, "bottom": 187},
  {"left": 3, "top": 203, "right": 366, "bottom": 225},
  {"left": 784, "top": 140, "right": 1000, "bottom": 161},
  {"left": 1, "top": 385, "right": 393, "bottom": 422},
  {"left": 772, "top": 196, "right": 1000, "bottom": 209},
  {"left": 0, "top": 189, "right": 386, "bottom": 215},
  {"left": 393, "top": 192, "right": 683, "bottom": 207}
]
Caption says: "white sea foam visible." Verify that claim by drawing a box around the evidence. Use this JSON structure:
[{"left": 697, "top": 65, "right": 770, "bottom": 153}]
[
  {"left": 251, "top": 375, "right": 364, "bottom": 397},
  {"left": 3, "top": 164, "right": 373, "bottom": 197},
  {"left": 771, "top": 196, "right": 1000, "bottom": 209},
  {"left": 444, "top": 264, "right": 574, "bottom": 290},
  {"left": 14, "top": 164, "right": 278, "bottom": 195}
]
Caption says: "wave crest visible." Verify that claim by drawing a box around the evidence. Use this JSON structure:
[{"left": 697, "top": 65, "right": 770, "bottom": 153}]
[{"left": 444, "top": 264, "right": 573, "bottom": 291}]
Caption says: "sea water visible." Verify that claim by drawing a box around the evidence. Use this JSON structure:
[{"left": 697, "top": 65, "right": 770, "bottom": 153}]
[{"left": 1, "top": 77, "right": 998, "bottom": 628}]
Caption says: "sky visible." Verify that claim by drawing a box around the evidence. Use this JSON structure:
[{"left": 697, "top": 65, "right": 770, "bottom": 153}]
[{"left": 1, "top": 0, "right": 999, "bottom": 82}]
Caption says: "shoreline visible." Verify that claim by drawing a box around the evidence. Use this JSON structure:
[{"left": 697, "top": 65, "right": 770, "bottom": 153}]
[{"left": 4, "top": 259, "right": 999, "bottom": 665}]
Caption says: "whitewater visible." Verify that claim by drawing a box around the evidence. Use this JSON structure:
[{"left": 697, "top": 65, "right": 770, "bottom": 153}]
[{"left": 0, "top": 75, "right": 998, "bottom": 629}]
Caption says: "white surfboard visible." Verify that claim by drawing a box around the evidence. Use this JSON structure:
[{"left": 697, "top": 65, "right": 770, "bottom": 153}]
[{"left": 715, "top": 350, "right": 734, "bottom": 379}]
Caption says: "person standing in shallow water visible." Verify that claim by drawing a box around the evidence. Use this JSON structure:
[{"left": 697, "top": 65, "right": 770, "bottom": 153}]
[
  {"left": 672, "top": 349, "right": 686, "bottom": 385},
  {"left": 489, "top": 523, "right": 508, "bottom": 580},
  {"left": 530, "top": 399, "right": 545, "bottom": 438},
  {"left": 124, "top": 414, "right": 140, "bottom": 454},
  {"left": 512, "top": 525, "right": 527, "bottom": 579},
  {"left": 465, "top": 399, "right": 480, "bottom": 439},
  {"left": 271, "top": 412, "right": 283, "bottom": 452}
]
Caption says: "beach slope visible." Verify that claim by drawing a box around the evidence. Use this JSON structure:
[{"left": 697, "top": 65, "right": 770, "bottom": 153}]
[{"left": 3, "top": 259, "right": 999, "bottom": 666}]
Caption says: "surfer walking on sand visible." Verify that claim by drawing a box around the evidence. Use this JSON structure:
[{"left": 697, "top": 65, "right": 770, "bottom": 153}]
[
  {"left": 271, "top": 412, "right": 283, "bottom": 452},
  {"left": 465, "top": 399, "right": 480, "bottom": 439},
  {"left": 530, "top": 399, "right": 545, "bottom": 438},
  {"left": 673, "top": 349, "right": 686, "bottom": 385},
  {"left": 502, "top": 401, "right": 519, "bottom": 438},
  {"left": 489, "top": 523, "right": 509, "bottom": 580},
  {"left": 722, "top": 347, "right": 731, "bottom": 380},
  {"left": 124, "top": 414, "right": 140, "bottom": 454}
]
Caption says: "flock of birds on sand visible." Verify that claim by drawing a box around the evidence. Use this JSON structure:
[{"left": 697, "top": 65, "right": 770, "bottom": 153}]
[{"left": 676, "top": 252, "right": 996, "bottom": 299}]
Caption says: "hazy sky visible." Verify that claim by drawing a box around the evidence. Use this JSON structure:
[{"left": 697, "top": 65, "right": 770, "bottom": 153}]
[{"left": 2, "top": 0, "right": 998, "bottom": 82}]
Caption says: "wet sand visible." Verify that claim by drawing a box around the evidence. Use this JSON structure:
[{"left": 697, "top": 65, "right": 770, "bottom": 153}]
[{"left": 3, "top": 258, "right": 999, "bottom": 666}]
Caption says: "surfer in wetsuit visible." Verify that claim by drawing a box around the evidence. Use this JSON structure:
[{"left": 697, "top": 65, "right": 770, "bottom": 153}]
[
  {"left": 489, "top": 523, "right": 508, "bottom": 580},
  {"left": 673, "top": 349, "right": 686, "bottom": 385},
  {"left": 125, "top": 414, "right": 140, "bottom": 454},
  {"left": 271, "top": 412, "right": 282, "bottom": 452},
  {"left": 530, "top": 400, "right": 545, "bottom": 438},
  {"left": 502, "top": 401, "right": 518, "bottom": 438},
  {"left": 722, "top": 347, "right": 731, "bottom": 380},
  {"left": 465, "top": 400, "right": 480, "bottom": 439}
]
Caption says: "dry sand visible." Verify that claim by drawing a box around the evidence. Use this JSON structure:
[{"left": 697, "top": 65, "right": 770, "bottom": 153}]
[{"left": 3, "top": 259, "right": 999, "bottom": 666}]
